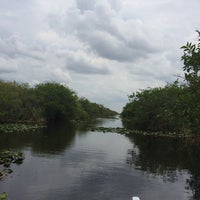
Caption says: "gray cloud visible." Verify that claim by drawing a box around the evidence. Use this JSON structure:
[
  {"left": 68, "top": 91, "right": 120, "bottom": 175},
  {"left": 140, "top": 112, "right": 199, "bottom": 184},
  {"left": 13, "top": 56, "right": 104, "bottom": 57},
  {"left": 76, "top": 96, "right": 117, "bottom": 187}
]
[
  {"left": 78, "top": 30, "right": 156, "bottom": 62},
  {"left": 76, "top": 0, "right": 95, "bottom": 12},
  {"left": 0, "top": 34, "right": 44, "bottom": 61},
  {"left": 0, "top": 67, "right": 16, "bottom": 74},
  {"left": 66, "top": 56, "right": 110, "bottom": 75},
  {"left": 48, "top": 1, "right": 159, "bottom": 62},
  {"left": 76, "top": 0, "right": 122, "bottom": 13},
  {"left": 0, "top": 56, "right": 17, "bottom": 75}
]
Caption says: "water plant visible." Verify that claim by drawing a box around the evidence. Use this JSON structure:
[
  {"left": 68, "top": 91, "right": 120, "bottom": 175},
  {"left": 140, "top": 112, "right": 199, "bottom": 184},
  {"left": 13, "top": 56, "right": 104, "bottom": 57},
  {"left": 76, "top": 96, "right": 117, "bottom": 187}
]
[
  {"left": 0, "top": 192, "right": 8, "bottom": 200},
  {"left": 90, "top": 126, "right": 189, "bottom": 138},
  {"left": 0, "top": 150, "right": 24, "bottom": 180},
  {"left": 0, "top": 123, "right": 45, "bottom": 134}
]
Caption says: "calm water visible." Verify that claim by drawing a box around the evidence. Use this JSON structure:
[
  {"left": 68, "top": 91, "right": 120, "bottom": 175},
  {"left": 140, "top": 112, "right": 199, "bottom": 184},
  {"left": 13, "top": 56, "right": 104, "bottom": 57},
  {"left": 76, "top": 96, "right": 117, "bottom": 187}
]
[{"left": 0, "top": 117, "right": 200, "bottom": 200}]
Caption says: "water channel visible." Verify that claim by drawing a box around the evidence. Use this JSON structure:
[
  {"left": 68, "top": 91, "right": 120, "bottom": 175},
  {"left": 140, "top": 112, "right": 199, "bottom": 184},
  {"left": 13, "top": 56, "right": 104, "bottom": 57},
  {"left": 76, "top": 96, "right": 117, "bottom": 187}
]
[{"left": 0, "top": 116, "right": 200, "bottom": 200}]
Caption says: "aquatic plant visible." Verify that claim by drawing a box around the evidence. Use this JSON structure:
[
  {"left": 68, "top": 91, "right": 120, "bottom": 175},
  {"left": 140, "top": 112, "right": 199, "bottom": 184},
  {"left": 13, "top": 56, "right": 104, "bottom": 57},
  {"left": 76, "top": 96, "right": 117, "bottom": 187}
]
[
  {"left": 90, "top": 126, "right": 189, "bottom": 138},
  {"left": 0, "top": 123, "right": 45, "bottom": 133},
  {"left": 0, "top": 150, "right": 24, "bottom": 180},
  {"left": 0, "top": 192, "right": 8, "bottom": 200}
]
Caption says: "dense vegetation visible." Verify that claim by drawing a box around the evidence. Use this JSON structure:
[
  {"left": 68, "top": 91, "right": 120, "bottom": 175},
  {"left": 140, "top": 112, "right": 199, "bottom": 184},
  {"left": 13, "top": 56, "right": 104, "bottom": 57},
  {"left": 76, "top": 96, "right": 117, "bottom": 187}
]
[
  {"left": 121, "top": 31, "right": 200, "bottom": 135},
  {"left": 0, "top": 81, "right": 117, "bottom": 124}
]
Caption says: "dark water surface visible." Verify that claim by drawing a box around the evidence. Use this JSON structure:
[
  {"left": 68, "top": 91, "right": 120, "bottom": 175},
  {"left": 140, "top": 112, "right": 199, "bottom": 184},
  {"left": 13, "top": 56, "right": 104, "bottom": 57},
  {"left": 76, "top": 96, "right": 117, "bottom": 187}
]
[{"left": 0, "top": 117, "right": 200, "bottom": 200}]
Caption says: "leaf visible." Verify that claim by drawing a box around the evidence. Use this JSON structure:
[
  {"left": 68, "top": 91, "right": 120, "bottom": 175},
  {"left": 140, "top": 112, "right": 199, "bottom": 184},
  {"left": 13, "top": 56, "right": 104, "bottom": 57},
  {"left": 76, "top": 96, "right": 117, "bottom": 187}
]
[{"left": 181, "top": 45, "right": 187, "bottom": 49}]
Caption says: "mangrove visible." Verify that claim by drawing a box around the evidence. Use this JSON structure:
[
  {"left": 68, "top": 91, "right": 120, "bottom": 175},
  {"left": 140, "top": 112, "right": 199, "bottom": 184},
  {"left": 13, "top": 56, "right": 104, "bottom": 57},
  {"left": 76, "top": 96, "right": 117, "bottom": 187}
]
[
  {"left": 0, "top": 81, "right": 117, "bottom": 127},
  {"left": 121, "top": 31, "right": 200, "bottom": 135}
]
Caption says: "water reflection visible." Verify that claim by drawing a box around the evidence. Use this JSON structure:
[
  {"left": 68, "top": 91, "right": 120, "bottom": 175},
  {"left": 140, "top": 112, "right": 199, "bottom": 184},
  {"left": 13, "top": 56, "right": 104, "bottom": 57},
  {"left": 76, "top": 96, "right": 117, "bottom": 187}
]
[
  {"left": 94, "top": 116, "right": 122, "bottom": 128},
  {"left": 0, "top": 121, "right": 77, "bottom": 156},
  {"left": 31, "top": 122, "right": 77, "bottom": 155},
  {"left": 126, "top": 134, "right": 200, "bottom": 199},
  {"left": 0, "top": 117, "right": 200, "bottom": 200}
]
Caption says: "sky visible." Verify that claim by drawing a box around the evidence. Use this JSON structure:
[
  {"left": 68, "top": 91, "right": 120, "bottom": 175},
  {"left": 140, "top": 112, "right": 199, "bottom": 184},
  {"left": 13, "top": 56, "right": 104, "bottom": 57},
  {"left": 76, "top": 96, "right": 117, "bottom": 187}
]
[{"left": 0, "top": 0, "right": 200, "bottom": 112}]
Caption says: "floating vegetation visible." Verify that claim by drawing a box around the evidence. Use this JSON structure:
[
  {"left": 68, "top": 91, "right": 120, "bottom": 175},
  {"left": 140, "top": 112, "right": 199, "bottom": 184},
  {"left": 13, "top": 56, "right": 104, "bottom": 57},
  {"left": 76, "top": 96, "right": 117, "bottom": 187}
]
[
  {"left": 0, "top": 123, "right": 46, "bottom": 134},
  {"left": 0, "top": 192, "right": 8, "bottom": 200},
  {"left": 90, "top": 127, "right": 129, "bottom": 134},
  {"left": 0, "top": 150, "right": 25, "bottom": 180},
  {"left": 90, "top": 127, "right": 190, "bottom": 138}
]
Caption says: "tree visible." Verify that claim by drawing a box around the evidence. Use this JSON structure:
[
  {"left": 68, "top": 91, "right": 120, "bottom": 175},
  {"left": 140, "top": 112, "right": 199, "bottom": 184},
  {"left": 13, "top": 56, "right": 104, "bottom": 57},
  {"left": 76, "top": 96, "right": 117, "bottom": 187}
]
[
  {"left": 34, "top": 82, "right": 78, "bottom": 122},
  {"left": 181, "top": 30, "right": 200, "bottom": 89},
  {"left": 0, "top": 81, "right": 22, "bottom": 122},
  {"left": 181, "top": 30, "right": 200, "bottom": 133},
  {"left": 78, "top": 97, "right": 118, "bottom": 119},
  {"left": 121, "top": 31, "right": 200, "bottom": 134},
  {"left": 0, "top": 81, "right": 39, "bottom": 122},
  {"left": 121, "top": 83, "right": 190, "bottom": 133}
]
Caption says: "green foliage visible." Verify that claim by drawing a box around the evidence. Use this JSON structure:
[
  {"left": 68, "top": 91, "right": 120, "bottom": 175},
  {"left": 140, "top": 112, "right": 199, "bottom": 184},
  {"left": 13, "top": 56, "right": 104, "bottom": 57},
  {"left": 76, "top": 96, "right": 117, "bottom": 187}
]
[
  {"left": 0, "top": 123, "right": 44, "bottom": 133},
  {"left": 0, "top": 150, "right": 24, "bottom": 167},
  {"left": 181, "top": 30, "right": 200, "bottom": 132},
  {"left": 78, "top": 97, "right": 118, "bottom": 119},
  {"left": 0, "top": 81, "right": 22, "bottom": 122},
  {"left": 181, "top": 30, "right": 200, "bottom": 90},
  {"left": 122, "top": 31, "right": 200, "bottom": 134},
  {"left": 0, "top": 81, "right": 39, "bottom": 122},
  {"left": 0, "top": 193, "right": 8, "bottom": 200},
  {"left": 122, "top": 83, "right": 189, "bottom": 133},
  {"left": 0, "top": 80, "right": 117, "bottom": 124},
  {"left": 34, "top": 82, "right": 78, "bottom": 122}
]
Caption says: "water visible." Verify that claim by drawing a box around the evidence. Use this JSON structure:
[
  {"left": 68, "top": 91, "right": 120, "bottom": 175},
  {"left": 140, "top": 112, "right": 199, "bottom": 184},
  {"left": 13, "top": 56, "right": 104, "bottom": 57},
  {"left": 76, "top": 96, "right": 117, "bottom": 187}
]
[{"left": 0, "top": 117, "right": 199, "bottom": 200}]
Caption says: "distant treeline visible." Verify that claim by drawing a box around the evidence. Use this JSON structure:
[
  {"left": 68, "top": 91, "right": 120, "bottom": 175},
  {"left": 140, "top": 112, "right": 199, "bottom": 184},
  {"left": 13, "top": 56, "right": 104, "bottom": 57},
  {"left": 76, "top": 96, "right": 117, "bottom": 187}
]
[
  {"left": 121, "top": 31, "right": 200, "bottom": 135},
  {"left": 0, "top": 81, "right": 117, "bottom": 123}
]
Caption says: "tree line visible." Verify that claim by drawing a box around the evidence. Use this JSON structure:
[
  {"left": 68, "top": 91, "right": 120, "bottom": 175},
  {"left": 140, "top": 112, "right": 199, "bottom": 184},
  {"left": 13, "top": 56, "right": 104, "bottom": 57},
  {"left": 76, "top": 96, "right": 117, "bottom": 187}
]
[
  {"left": 0, "top": 81, "right": 117, "bottom": 123},
  {"left": 121, "top": 31, "right": 200, "bottom": 135}
]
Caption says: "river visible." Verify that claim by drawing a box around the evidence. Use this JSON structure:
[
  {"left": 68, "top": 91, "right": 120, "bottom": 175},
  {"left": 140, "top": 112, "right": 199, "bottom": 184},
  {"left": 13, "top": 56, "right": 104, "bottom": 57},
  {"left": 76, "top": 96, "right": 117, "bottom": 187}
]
[{"left": 0, "top": 116, "right": 200, "bottom": 200}]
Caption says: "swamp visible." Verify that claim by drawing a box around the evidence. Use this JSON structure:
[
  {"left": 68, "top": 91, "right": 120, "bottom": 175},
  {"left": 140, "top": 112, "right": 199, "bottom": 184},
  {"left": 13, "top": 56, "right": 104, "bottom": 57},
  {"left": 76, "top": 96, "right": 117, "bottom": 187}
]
[{"left": 0, "top": 117, "right": 200, "bottom": 200}]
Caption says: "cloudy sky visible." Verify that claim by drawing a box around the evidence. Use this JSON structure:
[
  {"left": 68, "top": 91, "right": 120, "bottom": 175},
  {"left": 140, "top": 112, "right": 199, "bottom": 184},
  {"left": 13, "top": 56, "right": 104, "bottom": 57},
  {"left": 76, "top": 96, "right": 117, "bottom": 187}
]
[{"left": 0, "top": 0, "right": 199, "bottom": 112}]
